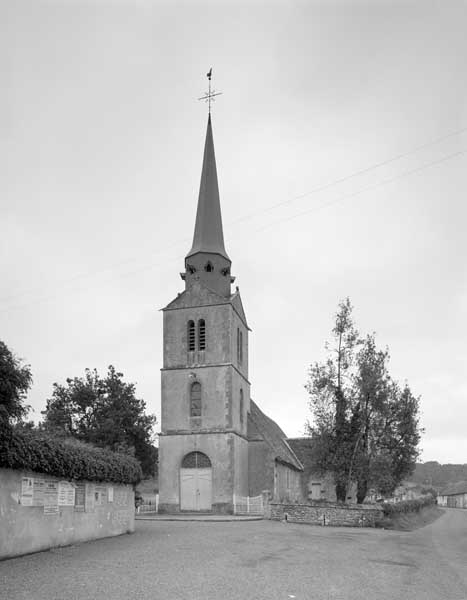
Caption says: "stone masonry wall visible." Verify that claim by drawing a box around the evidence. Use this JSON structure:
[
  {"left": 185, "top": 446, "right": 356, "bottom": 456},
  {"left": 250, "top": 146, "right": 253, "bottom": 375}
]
[{"left": 270, "top": 502, "right": 383, "bottom": 527}]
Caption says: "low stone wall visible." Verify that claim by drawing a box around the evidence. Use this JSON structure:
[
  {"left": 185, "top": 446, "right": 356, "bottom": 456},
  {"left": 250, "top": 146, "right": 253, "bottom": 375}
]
[
  {"left": 0, "top": 467, "right": 135, "bottom": 560},
  {"left": 270, "top": 502, "right": 383, "bottom": 527}
]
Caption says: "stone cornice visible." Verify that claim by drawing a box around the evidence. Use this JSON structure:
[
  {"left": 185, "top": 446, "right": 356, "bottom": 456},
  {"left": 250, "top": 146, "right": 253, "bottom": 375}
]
[
  {"left": 159, "top": 428, "right": 249, "bottom": 441},
  {"left": 161, "top": 362, "right": 250, "bottom": 385}
]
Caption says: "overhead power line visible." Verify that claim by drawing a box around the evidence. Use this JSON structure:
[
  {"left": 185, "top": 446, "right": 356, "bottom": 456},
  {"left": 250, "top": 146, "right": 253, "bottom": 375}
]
[
  {"left": 228, "top": 125, "right": 467, "bottom": 226},
  {"left": 0, "top": 128, "right": 466, "bottom": 313},
  {"left": 254, "top": 148, "right": 467, "bottom": 233}
]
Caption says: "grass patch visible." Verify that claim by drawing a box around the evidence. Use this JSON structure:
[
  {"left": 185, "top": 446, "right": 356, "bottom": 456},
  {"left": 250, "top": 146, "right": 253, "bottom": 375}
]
[{"left": 377, "top": 505, "right": 444, "bottom": 531}]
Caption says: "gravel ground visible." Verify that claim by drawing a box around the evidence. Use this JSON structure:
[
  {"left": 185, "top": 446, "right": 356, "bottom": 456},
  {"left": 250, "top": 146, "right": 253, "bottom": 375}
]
[{"left": 1, "top": 508, "right": 466, "bottom": 600}]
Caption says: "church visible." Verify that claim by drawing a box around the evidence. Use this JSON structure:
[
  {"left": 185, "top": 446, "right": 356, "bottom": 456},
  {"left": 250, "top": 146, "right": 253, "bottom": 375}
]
[{"left": 158, "top": 113, "right": 336, "bottom": 514}]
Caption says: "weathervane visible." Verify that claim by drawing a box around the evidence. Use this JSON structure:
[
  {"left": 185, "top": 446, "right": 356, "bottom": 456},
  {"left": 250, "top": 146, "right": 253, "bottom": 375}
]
[{"left": 198, "top": 68, "right": 222, "bottom": 113}]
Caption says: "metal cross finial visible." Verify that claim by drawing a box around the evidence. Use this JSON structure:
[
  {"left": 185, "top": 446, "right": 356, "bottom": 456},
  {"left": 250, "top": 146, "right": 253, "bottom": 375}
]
[{"left": 198, "top": 68, "right": 222, "bottom": 113}]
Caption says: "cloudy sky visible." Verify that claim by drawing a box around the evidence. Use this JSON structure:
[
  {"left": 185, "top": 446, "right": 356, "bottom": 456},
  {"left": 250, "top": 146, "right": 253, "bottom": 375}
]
[{"left": 2, "top": 0, "right": 466, "bottom": 464}]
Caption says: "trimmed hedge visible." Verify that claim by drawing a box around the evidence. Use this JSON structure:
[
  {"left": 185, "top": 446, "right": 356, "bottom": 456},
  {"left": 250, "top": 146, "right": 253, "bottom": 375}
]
[
  {"left": 0, "top": 428, "right": 142, "bottom": 484},
  {"left": 381, "top": 494, "right": 435, "bottom": 517}
]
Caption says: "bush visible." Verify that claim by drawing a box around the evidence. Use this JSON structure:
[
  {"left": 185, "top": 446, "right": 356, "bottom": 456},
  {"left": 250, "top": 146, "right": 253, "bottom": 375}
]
[
  {"left": 381, "top": 494, "right": 435, "bottom": 517},
  {"left": 0, "top": 428, "right": 142, "bottom": 484}
]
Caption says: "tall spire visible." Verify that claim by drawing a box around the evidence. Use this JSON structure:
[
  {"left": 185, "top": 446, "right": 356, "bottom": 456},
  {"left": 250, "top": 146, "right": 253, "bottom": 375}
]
[{"left": 186, "top": 114, "right": 230, "bottom": 261}]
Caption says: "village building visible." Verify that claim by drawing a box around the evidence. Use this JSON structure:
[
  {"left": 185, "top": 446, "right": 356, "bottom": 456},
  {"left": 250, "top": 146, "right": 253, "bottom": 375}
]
[
  {"left": 437, "top": 481, "right": 467, "bottom": 509},
  {"left": 158, "top": 114, "right": 339, "bottom": 513},
  {"left": 286, "top": 438, "right": 358, "bottom": 503}
]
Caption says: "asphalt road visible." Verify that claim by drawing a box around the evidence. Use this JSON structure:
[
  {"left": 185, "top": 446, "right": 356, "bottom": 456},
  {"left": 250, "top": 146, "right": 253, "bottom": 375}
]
[{"left": 1, "top": 508, "right": 466, "bottom": 600}]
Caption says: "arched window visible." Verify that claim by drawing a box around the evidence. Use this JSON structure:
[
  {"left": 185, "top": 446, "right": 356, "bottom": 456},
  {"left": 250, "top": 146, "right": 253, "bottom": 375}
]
[
  {"left": 187, "top": 320, "right": 195, "bottom": 351},
  {"left": 181, "top": 451, "right": 211, "bottom": 469},
  {"left": 240, "top": 389, "right": 244, "bottom": 425},
  {"left": 198, "top": 319, "right": 206, "bottom": 351},
  {"left": 190, "top": 382, "right": 201, "bottom": 417},
  {"left": 204, "top": 262, "right": 213, "bottom": 272}
]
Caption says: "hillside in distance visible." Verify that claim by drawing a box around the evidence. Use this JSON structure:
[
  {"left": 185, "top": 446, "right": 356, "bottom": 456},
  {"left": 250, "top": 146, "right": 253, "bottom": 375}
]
[{"left": 409, "top": 462, "right": 467, "bottom": 489}]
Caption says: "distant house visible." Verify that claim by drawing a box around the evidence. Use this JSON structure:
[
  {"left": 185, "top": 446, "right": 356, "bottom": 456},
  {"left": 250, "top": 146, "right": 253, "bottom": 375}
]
[
  {"left": 287, "top": 438, "right": 357, "bottom": 504},
  {"left": 437, "top": 481, "right": 467, "bottom": 508},
  {"left": 386, "top": 484, "right": 423, "bottom": 503}
]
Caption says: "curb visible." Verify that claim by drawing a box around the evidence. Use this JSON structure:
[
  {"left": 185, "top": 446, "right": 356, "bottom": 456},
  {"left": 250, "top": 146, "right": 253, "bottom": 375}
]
[{"left": 135, "top": 515, "right": 263, "bottom": 522}]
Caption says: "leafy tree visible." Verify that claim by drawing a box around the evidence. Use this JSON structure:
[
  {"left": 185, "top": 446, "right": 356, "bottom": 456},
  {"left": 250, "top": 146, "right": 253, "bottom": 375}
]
[
  {"left": 305, "top": 298, "right": 360, "bottom": 501},
  {"left": 371, "top": 381, "right": 421, "bottom": 496},
  {"left": 346, "top": 335, "right": 391, "bottom": 502},
  {"left": 42, "top": 365, "right": 157, "bottom": 477},
  {"left": 306, "top": 300, "right": 422, "bottom": 502},
  {"left": 0, "top": 340, "right": 32, "bottom": 428}
]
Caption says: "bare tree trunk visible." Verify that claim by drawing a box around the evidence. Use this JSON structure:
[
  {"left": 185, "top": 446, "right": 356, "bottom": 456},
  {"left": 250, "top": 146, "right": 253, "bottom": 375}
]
[
  {"left": 357, "top": 475, "right": 368, "bottom": 504},
  {"left": 334, "top": 386, "right": 348, "bottom": 502},
  {"left": 335, "top": 481, "right": 347, "bottom": 503},
  {"left": 357, "top": 404, "right": 371, "bottom": 504},
  {"left": 346, "top": 431, "right": 362, "bottom": 501}
]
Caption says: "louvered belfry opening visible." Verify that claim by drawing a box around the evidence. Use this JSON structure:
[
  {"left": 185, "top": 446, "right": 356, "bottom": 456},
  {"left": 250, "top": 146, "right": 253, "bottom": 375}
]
[
  {"left": 181, "top": 451, "right": 211, "bottom": 469},
  {"left": 188, "top": 320, "right": 195, "bottom": 351},
  {"left": 198, "top": 319, "right": 206, "bottom": 350}
]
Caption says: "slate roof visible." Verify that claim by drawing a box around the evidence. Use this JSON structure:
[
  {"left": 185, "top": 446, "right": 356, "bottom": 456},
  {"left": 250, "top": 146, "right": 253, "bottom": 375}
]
[
  {"left": 439, "top": 481, "right": 467, "bottom": 496},
  {"left": 186, "top": 114, "right": 230, "bottom": 261},
  {"left": 247, "top": 400, "right": 303, "bottom": 471},
  {"left": 286, "top": 438, "right": 317, "bottom": 471}
]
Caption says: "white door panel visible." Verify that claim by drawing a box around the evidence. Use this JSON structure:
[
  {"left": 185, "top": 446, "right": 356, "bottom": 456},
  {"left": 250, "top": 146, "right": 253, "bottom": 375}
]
[{"left": 180, "top": 467, "right": 212, "bottom": 511}]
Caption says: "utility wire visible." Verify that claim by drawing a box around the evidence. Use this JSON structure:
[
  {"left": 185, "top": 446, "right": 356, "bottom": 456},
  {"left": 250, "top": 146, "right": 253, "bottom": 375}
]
[
  {"left": 1, "top": 125, "right": 465, "bottom": 306},
  {"left": 254, "top": 148, "right": 467, "bottom": 233},
  {"left": 228, "top": 125, "right": 467, "bottom": 226},
  {"left": 2, "top": 126, "right": 466, "bottom": 306},
  {"left": 0, "top": 145, "right": 465, "bottom": 315}
]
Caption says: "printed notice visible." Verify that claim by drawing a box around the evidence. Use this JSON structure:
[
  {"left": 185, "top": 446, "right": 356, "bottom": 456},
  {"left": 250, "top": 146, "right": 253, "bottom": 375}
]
[
  {"left": 114, "top": 488, "right": 128, "bottom": 506},
  {"left": 43, "top": 480, "right": 59, "bottom": 515},
  {"left": 94, "top": 486, "right": 106, "bottom": 506},
  {"left": 20, "top": 477, "right": 34, "bottom": 506},
  {"left": 58, "top": 481, "right": 75, "bottom": 506},
  {"left": 33, "top": 478, "right": 45, "bottom": 506}
]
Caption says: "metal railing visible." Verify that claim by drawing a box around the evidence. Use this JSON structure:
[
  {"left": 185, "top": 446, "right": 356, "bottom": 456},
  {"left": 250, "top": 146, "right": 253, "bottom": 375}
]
[
  {"left": 136, "top": 494, "right": 159, "bottom": 514},
  {"left": 233, "top": 493, "right": 263, "bottom": 516}
]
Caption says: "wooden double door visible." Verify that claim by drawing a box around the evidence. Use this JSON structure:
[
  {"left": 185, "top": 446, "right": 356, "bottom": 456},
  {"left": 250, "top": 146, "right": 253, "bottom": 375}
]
[{"left": 180, "top": 467, "right": 212, "bottom": 511}]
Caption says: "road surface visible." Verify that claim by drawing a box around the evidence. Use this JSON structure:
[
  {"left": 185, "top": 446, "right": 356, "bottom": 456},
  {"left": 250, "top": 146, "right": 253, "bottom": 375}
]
[{"left": 1, "top": 508, "right": 466, "bottom": 599}]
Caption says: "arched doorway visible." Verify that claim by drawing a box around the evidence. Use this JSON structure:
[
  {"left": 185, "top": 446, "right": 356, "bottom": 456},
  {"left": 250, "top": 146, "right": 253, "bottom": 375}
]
[{"left": 180, "top": 452, "right": 212, "bottom": 511}]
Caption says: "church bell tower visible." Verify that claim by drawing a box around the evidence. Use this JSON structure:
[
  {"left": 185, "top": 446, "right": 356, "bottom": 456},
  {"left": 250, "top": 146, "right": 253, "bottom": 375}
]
[{"left": 158, "top": 111, "right": 251, "bottom": 514}]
